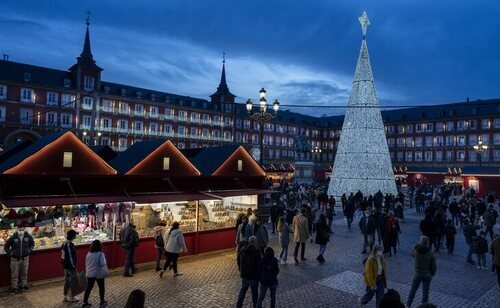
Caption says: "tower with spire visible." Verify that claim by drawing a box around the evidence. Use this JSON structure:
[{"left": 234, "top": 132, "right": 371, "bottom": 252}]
[
  {"left": 210, "top": 52, "right": 236, "bottom": 113},
  {"left": 327, "top": 12, "right": 397, "bottom": 197},
  {"left": 69, "top": 12, "right": 102, "bottom": 92}
]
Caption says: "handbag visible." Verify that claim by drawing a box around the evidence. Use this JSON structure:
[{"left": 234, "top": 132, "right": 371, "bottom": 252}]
[
  {"left": 96, "top": 252, "right": 109, "bottom": 279},
  {"left": 70, "top": 271, "right": 88, "bottom": 296}
]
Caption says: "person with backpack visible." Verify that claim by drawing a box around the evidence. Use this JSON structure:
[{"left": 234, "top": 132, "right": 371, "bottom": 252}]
[
  {"left": 472, "top": 231, "right": 489, "bottom": 270},
  {"left": 444, "top": 219, "right": 457, "bottom": 254},
  {"left": 4, "top": 226, "right": 34, "bottom": 294},
  {"left": 236, "top": 236, "right": 262, "bottom": 308},
  {"left": 159, "top": 221, "right": 188, "bottom": 278},
  {"left": 61, "top": 229, "right": 79, "bottom": 303},
  {"left": 359, "top": 245, "right": 387, "bottom": 307},
  {"left": 119, "top": 222, "right": 139, "bottom": 277},
  {"left": 153, "top": 222, "right": 167, "bottom": 271},
  {"left": 82, "top": 240, "right": 108, "bottom": 308},
  {"left": 256, "top": 247, "right": 279, "bottom": 308}
]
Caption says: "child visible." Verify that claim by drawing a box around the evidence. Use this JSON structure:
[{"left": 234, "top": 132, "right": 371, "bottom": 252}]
[
  {"left": 277, "top": 216, "right": 292, "bottom": 264},
  {"left": 444, "top": 219, "right": 457, "bottom": 254}
]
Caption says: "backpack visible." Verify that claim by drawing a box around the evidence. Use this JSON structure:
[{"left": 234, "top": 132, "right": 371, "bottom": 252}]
[{"left": 155, "top": 232, "right": 164, "bottom": 247}]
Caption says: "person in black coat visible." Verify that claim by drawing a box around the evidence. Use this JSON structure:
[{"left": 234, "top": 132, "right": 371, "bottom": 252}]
[
  {"left": 386, "top": 212, "right": 401, "bottom": 257},
  {"left": 419, "top": 214, "right": 436, "bottom": 251},
  {"left": 256, "top": 247, "right": 279, "bottom": 308},
  {"left": 444, "top": 219, "right": 457, "bottom": 254},
  {"left": 433, "top": 210, "right": 446, "bottom": 252},
  {"left": 472, "top": 231, "right": 489, "bottom": 270},
  {"left": 237, "top": 236, "right": 262, "bottom": 308},
  {"left": 359, "top": 210, "right": 376, "bottom": 253},
  {"left": 463, "top": 219, "right": 480, "bottom": 265},
  {"left": 315, "top": 214, "right": 331, "bottom": 263}
]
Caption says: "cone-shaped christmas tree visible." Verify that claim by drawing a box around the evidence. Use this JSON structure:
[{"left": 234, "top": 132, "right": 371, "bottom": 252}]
[{"left": 328, "top": 12, "right": 397, "bottom": 197}]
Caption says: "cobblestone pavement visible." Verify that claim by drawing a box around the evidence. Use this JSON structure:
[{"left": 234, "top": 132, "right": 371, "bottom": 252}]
[{"left": 0, "top": 208, "right": 498, "bottom": 308}]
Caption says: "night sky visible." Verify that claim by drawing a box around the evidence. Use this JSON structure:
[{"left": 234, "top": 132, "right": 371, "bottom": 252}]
[{"left": 1, "top": 0, "right": 499, "bottom": 116}]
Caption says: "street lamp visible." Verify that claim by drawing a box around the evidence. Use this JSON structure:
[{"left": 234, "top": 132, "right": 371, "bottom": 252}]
[
  {"left": 473, "top": 136, "right": 488, "bottom": 166},
  {"left": 246, "top": 88, "right": 280, "bottom": 166},
  {"left": 311, "top": 146, "right": 322, "bottom": 161}
]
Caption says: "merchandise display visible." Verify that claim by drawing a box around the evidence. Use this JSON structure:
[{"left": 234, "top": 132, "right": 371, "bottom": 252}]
[
  {"left": 0, "top": 204, "right": 116, "bottom": 253},
  {"left": 198, "top": 195, "right": 258, "bottom": 231}
]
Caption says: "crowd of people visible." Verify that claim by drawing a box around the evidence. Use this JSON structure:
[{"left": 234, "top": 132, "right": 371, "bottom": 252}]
[{"left": 2, "top": 178, "right": 499, "bottom": 307}]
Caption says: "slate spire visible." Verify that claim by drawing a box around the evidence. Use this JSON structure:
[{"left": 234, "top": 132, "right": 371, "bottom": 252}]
[
  {"left": 72, "top": 13, "right": 101, "bottom": 70},
  {"left": 210, "top": 52, "right": 236, "bottom": 103}
]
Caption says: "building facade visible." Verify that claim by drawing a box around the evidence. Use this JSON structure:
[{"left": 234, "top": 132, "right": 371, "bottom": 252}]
[{"left": 0, "top": 23, "right": 499, "bottom": 170}]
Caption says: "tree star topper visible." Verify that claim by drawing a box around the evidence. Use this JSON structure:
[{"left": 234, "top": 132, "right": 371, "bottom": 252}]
[{"left": 359, "top": 11, "right": 370, "bottom": 38}]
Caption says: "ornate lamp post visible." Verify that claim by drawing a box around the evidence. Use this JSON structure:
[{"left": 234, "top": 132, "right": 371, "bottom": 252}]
[
  {"left": 473, "top": 136, "right": 488, "bottom": 166},
  {"left": 246, "top": 88, "right": 279, "bottom": 166},
  {"left": 311, "top": 146, "right": 322, "bottom": 160}
]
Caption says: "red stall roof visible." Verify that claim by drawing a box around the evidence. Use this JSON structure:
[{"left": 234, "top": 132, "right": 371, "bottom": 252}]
[
  {"left": 202, "top": 189, "right": 278, "bottom": 198},
  {"left": 2, "top": 195, "right": 129, "bottom": 207},
  {"left": 130, "top": 192, "right": 219, "bottom": 203}
]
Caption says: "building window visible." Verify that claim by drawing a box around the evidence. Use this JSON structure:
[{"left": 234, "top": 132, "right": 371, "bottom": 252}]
[
  {"left": 165, "top": 108, "right": 173, "bottom": 117},
  {"left": 405, "top": 137, "right": 413, "bottom": 147},
  {"left": 82, "top": 115, "right": 91, "bottom": 127},
  {"left": 457, "top": 120, "right": 466, "bottom": 131},
  {"left": 134, "top": 121, "right": 143, "bottom": 132},
  {"left": 134, "top": 104, "right": 143, "bottom": 116},
  {"left": 415, "top": 124, "right": 423, "bottom": 133},
  {"left": 445, "top": 136, "right": 455, "bottom": 146},
  {"left": 425, "top": 136, "right": 432, "bottom": 147},
  {"left": 433, "top": 136, "right": 443, "bottom": 146},
  {"left": 46, "top": 92, "right": 58, "bottom": 106},
  {"left": 494, "top": 150, "right": 500, "bottom": 162},
  {"left": 164, "top": 124, "right": 172, "bottom": 134},
  {"left": 20, "top": 88, "right": 34, "bottom": 103},
  {"left": 494, "top": 133, "right": 500, "bottom": 145},
  {"left": 46, "top": 112, "right": 57, "bottom": 126},
  {"left": 481, "top": 134, "right": 489, "bottom": 144},
  {"left": 235, "top": 132, "right": 242, "bottom": 142},
  {"left": 20, "top": 108, "right": 33, "bottom": 124},
  {"left": 0, "top": 106, "right": 5, "bottom": 122},
  {"left": 424, "top": 123, "right": 433, "bottom": 132},
  {"left": 100, "top": 99, "right": 113, "bottom": 112},
  {"left": 446, "top": 151, "right": 454, "bottom": 162},
  {"left": 424, "top": 151, "right": 433, "bottom": 162},
  {"left": 224, "top": 131, "right": 231, "bottom": 141},
  {"left": 62, "top": 152, "right": 73, "bottom": 168},
  {"left": 84, "top": 76, "right": 95, "bottom": 91},
  {"left": 457, "top": 135, "right": 466, "bottom": 146},
  {"left": 242, "top": 133, "right": 248, "bottom": 143},
  {"left": 469, "top": 120, "right": 477, "bottom": 130},
  {"left": 83, "top": 97, "right": 93, "bottom": 110},
  {"left": 405, "top": 124, "right": 413, "bottom": 133},
  {"left": 405, "top": 152, "right": 413, "bottom": 162},
  {"left": 396, "top": 151, "right": 403, "bottom": 162},
  {"left": 446, "top": 121, "right": 454, "bottom": 131},
  {"left": 435, "top": 151, "right": 443, "bottom": 161},
  {"left": 150, "top": 123, "right": 158, "bottom": 133},
  {"left": 415, "top": 137, "right": 423, "bottom": 147},
  {"left": 481, "top": 119, "right": 490, "bottom": 129},
  {"left": 63, "top": 78, "right": 71, "bottom": 88},
  {"left": 61, "top": 113, "right": 72, "bottom": 128},
  {"left": 414, "top": 151, "right": 423, "bottom": 161},
  {"left": 469, "top": 150, "right": 477, "bottom": 162},
  {"left": 178, "top": 111, "right": 187, "bottom": 121},
  {"left": 101, "top": 137, "right": 110, "bottom": 146},
  {"left": 396, "top": 138, "right": 404, "bottom": 148},
  {"left": 235, "top": 119, "right": 242, "bottom": 128},
  {"left": 494, "top": 118, "right": 500, "bottom": 129},
  {"left": 268, "top": 136, "right": 274, "bottom": 146},
  {"left": 190, "top": 127, "right": 197, "bottom": 136},
  {"left": 0, "top": 85, "right": 7, "bottom": 99},
  {"left": 102, "top": 118, "right": 111, "bottom": 129},
  {"left": 118, "top": 119, "right": 128, "bottom": 131},
  {"left": 202, "top": 114, "right": 209, "bottom": 123},
  {"left": 163, "top": 157, "right": 170, "bottom": 171},
  {"left": 150, "top": 106, "right": 158, "bottom": 117},
  {"left": 61, "top": 94, "right": 75, "bottom": 108},
  {"left": 435, "top": 122, "right": 444, "bottom": 132},
  {"left": 457, "top": 151, "right": 465, "bottom": 161},
  {"left": 237, "top": 160, "right": 243, "bottom": 172},
  {"left": 177, "top": 142, "right": 185, "bottom": 149},
  {"left": 178, "top": 126, "right": 185, "bottom": 136},
  {"left": 468, "top": 134, "right": 477, "bottom": 145},
  {"left": 213, "top": 130, "right": 220, "bottom": 138},
  {"left": 119, "top": 102, "right": 130, "bottom": 114},
  {"left": 252, "top": 134, "right": 259, "bottom": 144},
  {"left": 118, "top": 138, "right": 127, "bottom": 149},
  {"left": 214, "top": 115, "right": 221, "bottom": 124}
]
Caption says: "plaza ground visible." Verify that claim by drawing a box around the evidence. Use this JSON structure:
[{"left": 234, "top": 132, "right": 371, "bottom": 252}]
[{"left": 0, "top": 209, "right": 498, "bottom": 308}]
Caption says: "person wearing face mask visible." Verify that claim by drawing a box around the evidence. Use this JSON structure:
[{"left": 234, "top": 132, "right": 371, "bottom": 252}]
[
  {"left": 359, "top": 245, "right": 387, "bottom": 307},
  {"left": 4, "top": 226, "right": 35, "bottom": 294}
]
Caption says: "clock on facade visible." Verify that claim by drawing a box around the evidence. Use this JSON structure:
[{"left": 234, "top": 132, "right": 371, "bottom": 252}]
[{"left": 249, "top": 148, "right": 261, "bottom": 161}]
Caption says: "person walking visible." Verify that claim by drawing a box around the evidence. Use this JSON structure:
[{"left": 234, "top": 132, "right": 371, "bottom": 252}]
[
  {"left": 344, "top": 199, "right": 355, "bottom": 231},
  {"left": 292, "top": 208, "right": 309, "bottom": 263},
  {"left": 472, "top": 231, "right": 489, "bottom": 270},
  {"left": 315, "top": 214, "right": 331, "bottom": 263},
  {"left": 359, "top": 209, "right": 376, "bottom": 254},
  {"left": 153, "top": 222, "right": 167, "bottom": 271},
  {"left": 463, "top": 219, "right": 480, "bottom": 265},
  {"left": 359, "top": 245, "right": 387, "bottom": 308},
  {"left": 4, "top": 226, "right": 34, "bottom": 294},
  {"left": 253, "top": 218, "right": 269, "bottom": 255},
  {"left": 444, "top": 219, "right": 457, "bottom": 254},
  {"left": 419, "top": 214, "right": 436, "bottom": 251},
  {"left": 432, "top": 210, "right": 446, "bottom": 252},
  {"left": 82, "top": 240, "right": 108, "bottom": 308},
  {"left": 119, "top": 222, "right": 139, "bottom": 277},
  {"left": 406, "top": 236, "right": 437, "bottom": 307},
  {"left": 124, "top": 289, "right": 145, "bottom": 308},
  {"left": 256, "top": 247, "right": 279, "bottom": 308},
  {"left": 490, "top": 233, "right": 500, "bottom": 289},
  {"left": 325, "top": 203, "right": 334, "bottom": 232},
  {"left": 61, "top": 229, "right": 79, "bottom": 303},
  {"left": 236, "top": 236, "right": 262, "bottom": 308},
  {"left": 386, "top": 212, "right": 401, "bottom": 257},
  {"left": 270, "top": 203, "right": 280, "bottom": 234},
  {"left": 236, "top": 215, "right": 253, "bottom": 267},
  {"left": 159, "top": 222, "right": 188, "bottom": 278},
  {"left": 277, "top": 216, "right": 292, "bottom": 264},
  {"left": 483, "top": 205, "right": 498, "bottom": 240}
]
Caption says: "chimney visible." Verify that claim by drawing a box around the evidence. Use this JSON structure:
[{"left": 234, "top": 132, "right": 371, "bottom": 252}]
[
  {"left": 466, "top": 97, "right": 469, "bottom": 103},
  {"left": 2, "top": 54, "right": 9, "bottom": 61}
]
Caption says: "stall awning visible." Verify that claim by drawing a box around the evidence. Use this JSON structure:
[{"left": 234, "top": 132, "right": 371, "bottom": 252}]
[
  {"left": 130, "top": 192, "right": 219, "bottom": 204},
  {"left": 202, "top": 189, "right": 279, "bottom": 198},
  {"left": 2, "top": 195, "right": 130, "bottom": 207}
]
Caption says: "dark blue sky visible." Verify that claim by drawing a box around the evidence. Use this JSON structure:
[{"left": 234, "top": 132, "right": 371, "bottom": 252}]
[{"left": 1, "top": 0, "right": 499, "bottom": 116}]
